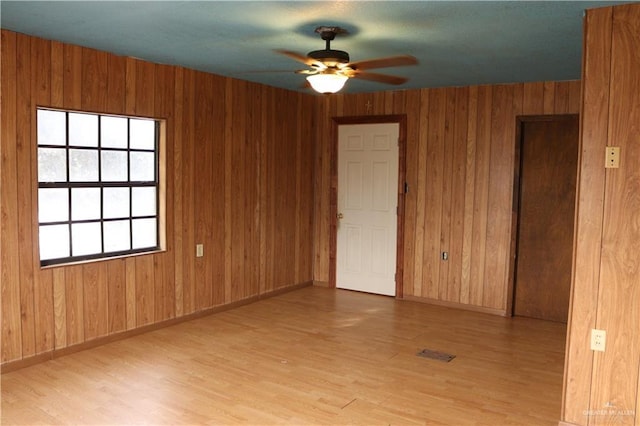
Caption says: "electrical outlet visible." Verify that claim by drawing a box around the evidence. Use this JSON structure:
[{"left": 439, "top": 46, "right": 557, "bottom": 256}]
[
  {"left": 196, "top": 244, "right": 204, "bottom": 257},
  {"left": 591, "top": 329, "right": 606, "bottom": 352},
  {"left": 605, "top": 147, "right": 620, "bottom": 168}
]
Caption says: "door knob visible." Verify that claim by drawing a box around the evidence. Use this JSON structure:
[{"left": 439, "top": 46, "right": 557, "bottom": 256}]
[{"left": 337, "top": 213, "right": 344, "bottom": 220}]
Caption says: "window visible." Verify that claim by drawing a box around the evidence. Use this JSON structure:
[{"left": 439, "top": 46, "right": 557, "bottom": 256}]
[{"left": 37, "top": 108, "right": 163, "bottom": 266}]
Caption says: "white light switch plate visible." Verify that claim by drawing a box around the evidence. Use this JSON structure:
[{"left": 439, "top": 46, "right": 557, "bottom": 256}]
[{"left": 196, "top": 244, "right": 204, "bottom": 257}]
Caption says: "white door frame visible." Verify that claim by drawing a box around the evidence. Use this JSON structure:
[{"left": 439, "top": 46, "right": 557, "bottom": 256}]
[{"left": 329, "top": 115, "right": 406, "bottom": 298}]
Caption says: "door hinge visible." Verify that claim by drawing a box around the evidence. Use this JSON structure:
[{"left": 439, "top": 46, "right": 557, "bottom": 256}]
[{"left": 404, "top": 182, "right": 409, "bottom": 193}]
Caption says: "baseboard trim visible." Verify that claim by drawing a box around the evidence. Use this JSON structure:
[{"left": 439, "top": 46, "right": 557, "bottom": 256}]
[
  {"left": 401, "top": 295, "right": 507, "bottom": 317},
  {"left": 312, "top": 280, "right": 330, "bottom": 287},
  {"left": 558, "top": 421, "right": 581, "bottom": 426},
  {"left": 1, "top": 281, "right": 312, "bottom": 374}
]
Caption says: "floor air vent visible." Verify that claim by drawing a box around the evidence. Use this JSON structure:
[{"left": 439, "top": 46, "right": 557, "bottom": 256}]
[{"left": 417, "top": 349, "right": 456, "bottom": 362}]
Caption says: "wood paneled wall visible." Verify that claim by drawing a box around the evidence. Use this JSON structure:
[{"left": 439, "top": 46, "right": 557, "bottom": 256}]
[
  {"left": 313, "top": 81, "right": 581, "bottom": 314},
  {"left": 0, "top": 30, "right": 315, "bottom": 365},
  {"left": 562, "top": 4, "right": 640, "bottom": 425}
]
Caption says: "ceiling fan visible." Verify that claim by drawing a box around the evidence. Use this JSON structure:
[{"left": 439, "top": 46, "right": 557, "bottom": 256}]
[{"left": 277, "top": 26, "right": 418, "bottom": 94}]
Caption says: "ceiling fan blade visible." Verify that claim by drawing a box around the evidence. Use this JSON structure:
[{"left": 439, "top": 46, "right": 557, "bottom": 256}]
[
  {"left": 275, "top": 49, "right": 323, "bottom": 67},
  {"left": 347, "top": 55, "right": 418, "bottom": 71},
  {"left": 295, "top": 69, "right": 319, "bottom": 75},
  {"left": 350, "top": 71, "right": 409, "bottom": 85}
]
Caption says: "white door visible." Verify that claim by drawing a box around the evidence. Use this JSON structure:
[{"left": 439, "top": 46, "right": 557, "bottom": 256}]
[{"left": 337, "top": 123, "right": 399, "bottom": 296}]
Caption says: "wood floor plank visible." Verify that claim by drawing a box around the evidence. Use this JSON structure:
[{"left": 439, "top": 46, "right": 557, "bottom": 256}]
[{"left": 1, "top": 287, "right": 566, "bottom": 425}]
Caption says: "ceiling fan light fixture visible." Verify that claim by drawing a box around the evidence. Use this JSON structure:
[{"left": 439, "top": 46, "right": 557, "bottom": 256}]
[{"left": 306, "top": 73, "right": 349, "bottom": 94}]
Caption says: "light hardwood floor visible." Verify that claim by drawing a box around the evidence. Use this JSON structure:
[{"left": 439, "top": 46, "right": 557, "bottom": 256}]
[{"left": 1, "top": 286, "right": 566, "bottom": 425}]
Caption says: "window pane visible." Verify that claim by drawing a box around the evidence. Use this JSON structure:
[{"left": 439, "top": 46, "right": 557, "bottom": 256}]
[
  {"left": 69, "top": 149, "right": 99, "bottom": 182},
  {"left": 39, "top": 224, "right": 70, "bottom": 260},
  {"left": 36, "top": 108, "right": 160, "bottom": 265},
  {"left": 104, "top": 220, "right": 131, "bottom": 252},
  {"left": 71, "top": 188, "right": 101, "bottom": 221},
  {"left": 132, "top": 187, "right": 156, "bottom": 217},
  {"left": 130, "top": 152, "right": 155, "bottom": 181},
  {"left": 101, "top": 116, "right": 128, "bottom": 148},
  {"left": 38, "top": 188, "right": 69, "bottom": 223},
  {"left": 132, "top": 218, "right": 156, "bottom": 249},
  {"left": 130, "top": 119, "right": 155, "bottom": 150},
  {"left": 38, "top": 147, "right": 67, "bottom": 183},
  {"left": 103, "top": 187, "right": 130, "bottom": 219},
  {"left": 69, "top": 113, "right": 98, "bottom": 147},
  {"left": 101, "top": 150, "right": 128, "bottom": 181},
  {"left": 71, "top": 222, "right": 102, "bottom": 256},
  {"left": 37, "top": 109, "right": 66, "bottom": 146}
]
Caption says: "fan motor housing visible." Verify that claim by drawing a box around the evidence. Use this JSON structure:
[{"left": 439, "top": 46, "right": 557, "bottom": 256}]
[{"left": 308, "top": 49, "right": 350, "bottom": 65}]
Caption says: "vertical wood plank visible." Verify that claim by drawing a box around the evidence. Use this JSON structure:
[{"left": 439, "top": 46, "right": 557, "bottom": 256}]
[
  {"left": 125, "top": 258, "right": 136, "bottom": 330},
  {"left": 81, "top": 48, "right": 108, "bottom": 112},
  {"left": 247, "top": 83, "right": 261, "bottom": 294},
  {"left": 193, "top": 71, "right": 212, "bottom": 310},
  {"left": 135, "top": 255, "right": 155, "bottom": 326},
  {"left": 16, "top": 33, "right": 36, "bottom": 358},
  {"left": 152, "top": 255, "right": 167, "bottom": 321},
  {"left": 226, "top": 79, "right": 239, "bottom": 302},
  {"left": 294, "top": 96, "right": 303, "bottom": 285},
  {"left": 83, "top": 263, "right": 108, "bottom": 340},
  {"left": 249, "top": 84, "right": 262, "bottom": 294},
  {"left": 483, "top": 84, "right": 517, "bottom": 311},
  {"left": 469, "top": 85, "right": 492, "bottom": 307},
  {"left": 206, "top": 75, "right": 226, "bottom": 306},
  {"left": 447, "top": 87, "right": 469, "bottom": 303},
  {"left": 173, "top": 67, "right": 184, "bottom": 317},
  {"left": 424, "top": 88, "right": 446, "bottom": 299},
  {"left": 438, "top": 88, "right": 456, "bottom": 301},
  {"left": 124, "top": 57, "right": 136, "bottom": 115},
  {"left": 31, "top": 36, "right": 54, "bottom": 354},
  {"left": 210, "top": 75, "right": 226, "bottom": 306},
  {"left": 106, "top": 53, "right": 125, "bottom": 113},
  {"left": 402, "top": 90, "right": 419, "bottom": 296},
  {"left": 135, "top": 60, "right": 155, "bottom": 117},
  {"left": 522, "top": 82, "right": 545, "bottom": 116},
  {"left": 52, "top": 268, "right": 67, "bottom": 348},
  {"left": 567, "top": 80, "right": 582, "bottom": 114},
  {"left": 265, "top": 87, "right": 277, "bottom": 291},
  {"left": 154, "top": 63, "right": 175, "bottom": 322},
  {"left": 553, "top": 81, "right": 571, "bottom": 114},
  {"left": 106, "top": 260, "right": 126, "bottom": 334},
  {"left": 181, "top": 69, "right": 196, "bottom": 315},
  {"left": 50, "top": 41, "right": 64, "bottom": 108},
  {"left": 298, "top": 94, "right": 314, "bottom": 283},
  {"left": 543, "top": 81, "right": 556, "bottom": 115},
  {"left": 259, "top": 86, "right": 270, "bottom": 292},
  {"left": 63, "top": 43, "right": 82, "bottom": 110},
  {"left": 460, "top": 86, "right": 478, "bottom": 305},
  {"left": 1, "top": 30, "right": 23, "bottom": 363},
  {"left": 65, "top": 265, "right": 84, "bottom": 345},
  {"left": 412, "top": 89, "right": 429, "bottom": 298}
]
